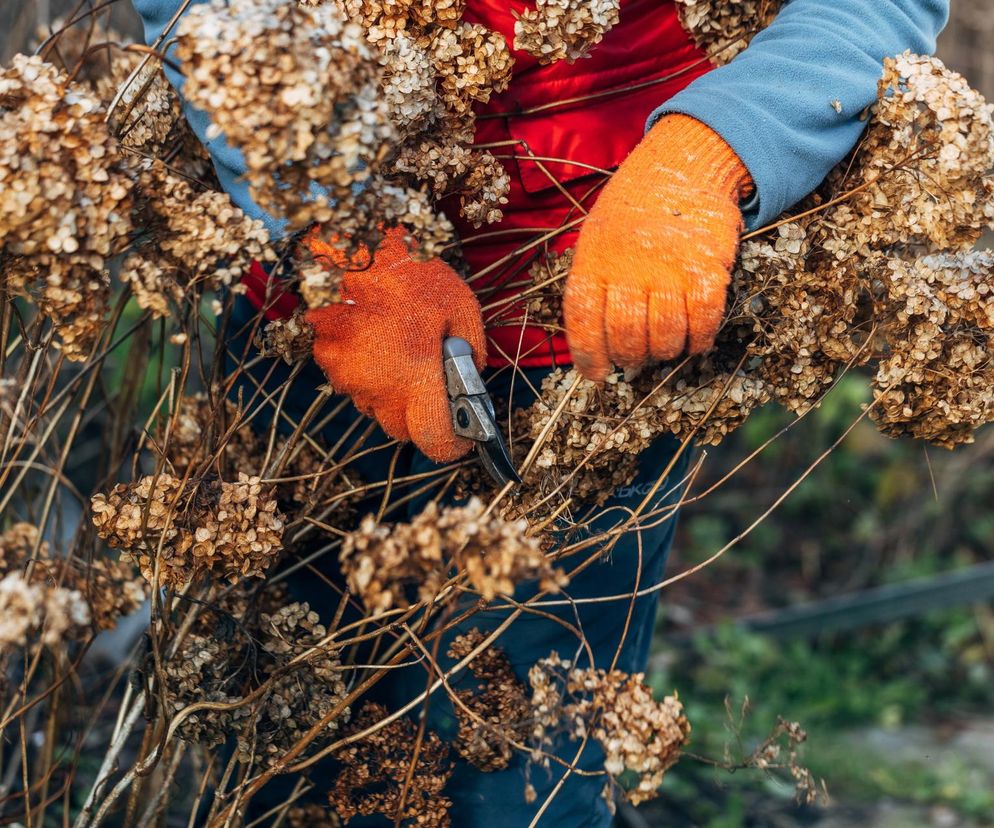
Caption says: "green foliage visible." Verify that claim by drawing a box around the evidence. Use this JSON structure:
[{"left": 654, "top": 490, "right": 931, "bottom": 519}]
[{"left": 646, "top": 373, "right": 994, "bottom": 826}]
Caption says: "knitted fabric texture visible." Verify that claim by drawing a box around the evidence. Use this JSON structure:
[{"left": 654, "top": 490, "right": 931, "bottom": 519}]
[
  {"left": 306, "top": 227, "right": 487, "bottom": 462},
  {"left": 565, "top": 114, "right": 753, "bottom": 381}
]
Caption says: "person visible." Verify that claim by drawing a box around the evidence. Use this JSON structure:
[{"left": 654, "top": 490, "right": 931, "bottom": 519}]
[{"left": 131, "top": 1, "right": 949, "bottom": 824}]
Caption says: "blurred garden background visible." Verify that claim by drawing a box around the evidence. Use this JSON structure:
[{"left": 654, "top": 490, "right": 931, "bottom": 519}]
[{"left": 3, "top": 2, "right": 994, "bottom": 826}]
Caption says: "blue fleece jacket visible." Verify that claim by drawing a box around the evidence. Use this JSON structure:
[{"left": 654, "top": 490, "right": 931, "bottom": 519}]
[{"left": 131, "top": 0, "right": 949, "bottom": 235}]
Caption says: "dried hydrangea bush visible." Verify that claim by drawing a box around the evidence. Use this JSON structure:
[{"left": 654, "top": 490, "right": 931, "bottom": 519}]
[{"left": 2, "top": 2, "right": 993, "bottom": 822}]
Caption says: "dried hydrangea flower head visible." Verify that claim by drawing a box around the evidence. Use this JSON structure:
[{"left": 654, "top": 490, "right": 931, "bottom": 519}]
[
  {"left": 330, "top": 701, "right": 453, "bottom": 826},
  {"left": 870, "top": 251, "right": 994, "bottom": 445},
  {"left": 0, "top": 572, "right": 90, "bottom": 649},
  {"left": 447, "top": 630, "right": 532, "bottom": 771},
  {"left": 162, "top": 587, "right": 350, "bottom": 756},
  {"left": 254, "top": 309, "right": 317, "bottom": 365},
  {"left": 529, "top": 655, "right": 690, "bottom": 805},
  {"left": 34, "top": 18, "right": 184, "bottom": 156},
  {"left": 0, "top": 523, "right": 145, "bottom": 648},
  {"left": 248, "top": 601, "right": 350, "bottom": 765},
  {"left": 514, "top": 0, "right": 621, "bottom": 64},
  {"left": 91, "top": 472, "right": 284, "bottom": 588},
  {"left": 332, "top": 0, "right": 514, "bottom": 228},
  {"left": 675, "top": 0, "right": 784, "bottom": 64},
  {"left": 122, "top": 160, "right": 273, "bottom": 317},
  {"left": 0, "top": 528, "right": 86, "bottom": 650},
  {"left": 175, "top": 0, "right": 393, "bottom": 232},
  {"left": 340, "top": 497, "right": 563, "bottom": 613},
  {"left": 0, "top": 55, "right": 133, "bottom": 358},
  {"left": 0, "top": 522, "right": 46, "bottom": 571},
  {"left": 335, "top": 0, "right": 467, "bottom": 42}
]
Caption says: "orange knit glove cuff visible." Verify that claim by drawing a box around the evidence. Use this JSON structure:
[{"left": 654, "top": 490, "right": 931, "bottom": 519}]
[{"left": 565, "top": 114, "right": 754, "bottom": 381}]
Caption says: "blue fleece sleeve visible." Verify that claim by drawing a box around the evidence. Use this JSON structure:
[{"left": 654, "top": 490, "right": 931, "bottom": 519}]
[
  {"left": 130, "top": 0, "right": 287, "bottom": 237},
  {"left": 653, "top": 0, "right": 949, "bottom": 231}
]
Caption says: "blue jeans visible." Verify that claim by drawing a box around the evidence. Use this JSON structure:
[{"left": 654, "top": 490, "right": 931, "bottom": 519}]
[{"left": 226, "top": 299, "right": 687, "bottom": 826}]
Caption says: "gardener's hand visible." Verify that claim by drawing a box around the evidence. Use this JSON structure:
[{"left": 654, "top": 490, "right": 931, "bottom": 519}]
[
  {"left": 305, "top": 228, "right": 487, "bottom": 463},
  {"left": 565, "top": 114, "right": 754, "bottom": 382}
]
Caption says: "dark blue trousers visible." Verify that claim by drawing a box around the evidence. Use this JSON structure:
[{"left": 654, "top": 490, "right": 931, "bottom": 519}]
[{"left": 227, "top": 300, "right": 687, "bottom": 826}]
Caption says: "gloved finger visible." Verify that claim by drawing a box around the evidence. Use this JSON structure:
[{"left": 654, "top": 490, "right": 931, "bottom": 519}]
[
  {"left": 376, "top": 226, "right": 416, "bottom": 262},
  {"left": 648, "top": 280, "right": 688, "bottom": 362},
  {"left": 371, "top": 398, "right": 412, "bottom": 444},
  {"left": 605, "top": 284, "right": 649, "bottom": 369},
  {"left": 304, "top": 302, "right": 355, "bottom": 338},
  {"left": 684, "top": 265, "right": 730, "bottom": 355},
  {"left": 405, "top": 378, "right": 473, "bottom": 463},
  {"left": 564, "top": 275, "right": 610, "bottom": 382},
  {"left": 446, "top": 292, "right": 488, "bottom": 373}
]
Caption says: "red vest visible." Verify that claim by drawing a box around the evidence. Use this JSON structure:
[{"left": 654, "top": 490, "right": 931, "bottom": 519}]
[{"left": 244, "top": 1, "right": 713, "bottom": 368}]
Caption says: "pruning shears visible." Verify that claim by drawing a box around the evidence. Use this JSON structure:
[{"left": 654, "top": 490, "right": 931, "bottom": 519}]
[{"left": 443, "top": 337, "right": 521, "bottom": 488}]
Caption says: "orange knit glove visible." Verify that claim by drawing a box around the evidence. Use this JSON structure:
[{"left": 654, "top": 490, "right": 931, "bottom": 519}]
[
  {"left": 565, "top": 114, "right": 754, "bottom": 381},
  {"left": 304, "top": 228, "right": 487, "bottom": 463}
]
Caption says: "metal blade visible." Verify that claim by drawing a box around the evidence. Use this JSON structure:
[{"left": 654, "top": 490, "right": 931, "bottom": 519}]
[{"left": 476, "top": 434, "right": 522, "bottom": 488}]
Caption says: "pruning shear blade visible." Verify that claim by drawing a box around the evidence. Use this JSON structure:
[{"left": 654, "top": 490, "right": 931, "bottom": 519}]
[{"left": 442, "top": 336, "right": 521, "bottom": 488}]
